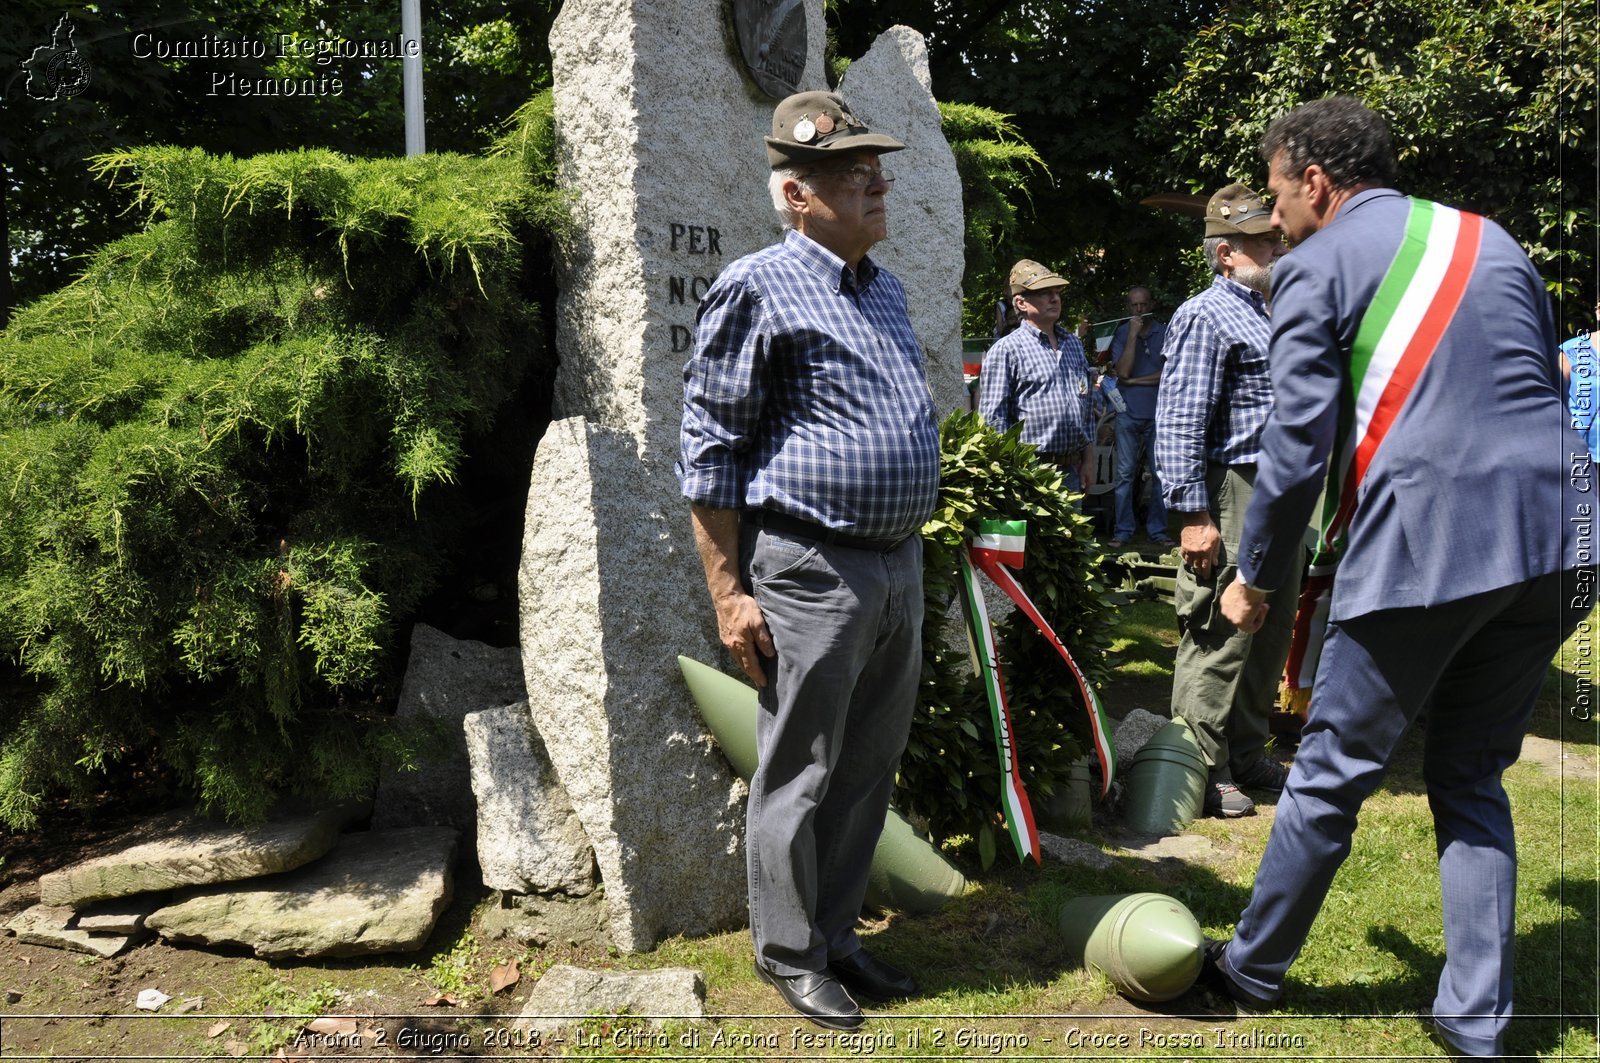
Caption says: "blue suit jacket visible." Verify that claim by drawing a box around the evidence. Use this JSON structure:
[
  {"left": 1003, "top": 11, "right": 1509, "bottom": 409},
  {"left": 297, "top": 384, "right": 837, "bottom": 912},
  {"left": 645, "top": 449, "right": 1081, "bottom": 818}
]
[{"left": 1237, "top": 188, "right": 1584, "bottom": 621}]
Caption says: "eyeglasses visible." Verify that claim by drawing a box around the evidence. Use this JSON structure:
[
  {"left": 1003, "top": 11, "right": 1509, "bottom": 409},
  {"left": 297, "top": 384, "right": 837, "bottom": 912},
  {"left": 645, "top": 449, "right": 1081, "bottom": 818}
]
[{"left": 800, "top": 165, "right": 895, "bottom": 188}]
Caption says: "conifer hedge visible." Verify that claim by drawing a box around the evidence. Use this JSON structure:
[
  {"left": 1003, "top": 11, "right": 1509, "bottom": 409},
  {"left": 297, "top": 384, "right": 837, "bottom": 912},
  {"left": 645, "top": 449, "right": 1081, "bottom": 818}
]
[{"left": 0, "top": 96, "right": 566, "bottom": 829}]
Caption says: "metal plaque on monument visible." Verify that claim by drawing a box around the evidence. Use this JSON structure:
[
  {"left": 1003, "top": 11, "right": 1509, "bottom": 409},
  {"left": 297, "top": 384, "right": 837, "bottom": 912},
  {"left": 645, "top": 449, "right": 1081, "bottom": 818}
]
[{"left": 733, "top": 0, "right": 806, "bottom": 98}]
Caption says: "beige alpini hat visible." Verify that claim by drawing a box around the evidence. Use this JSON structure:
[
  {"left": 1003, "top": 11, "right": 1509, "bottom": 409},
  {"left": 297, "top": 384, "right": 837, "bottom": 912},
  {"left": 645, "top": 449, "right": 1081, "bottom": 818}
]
[{"left": 1009, "top": 259, "right": 1068, "bottom": 296}]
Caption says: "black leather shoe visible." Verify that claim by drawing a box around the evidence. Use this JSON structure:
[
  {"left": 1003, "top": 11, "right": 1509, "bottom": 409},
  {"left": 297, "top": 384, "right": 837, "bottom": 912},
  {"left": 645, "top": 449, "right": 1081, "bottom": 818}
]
[
  {"left": 754, "top": 963, "right": 864, "bottom": 1030},
  {"left": 829, "top": 948, "right": 919, "bottom": 1002},
  {"left": 1198, "top": 937, "right": 1280, "bottom": 1011}
]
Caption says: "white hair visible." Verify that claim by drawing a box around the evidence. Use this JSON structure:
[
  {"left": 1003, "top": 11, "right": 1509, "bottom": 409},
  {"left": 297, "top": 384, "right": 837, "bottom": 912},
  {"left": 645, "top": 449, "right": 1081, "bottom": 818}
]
[
  {"left": 769, "top": 166, "right": 811, "bottom": 229},
  {"left": 1203, "top": 235, "right": 1227, "bottom": 275}
]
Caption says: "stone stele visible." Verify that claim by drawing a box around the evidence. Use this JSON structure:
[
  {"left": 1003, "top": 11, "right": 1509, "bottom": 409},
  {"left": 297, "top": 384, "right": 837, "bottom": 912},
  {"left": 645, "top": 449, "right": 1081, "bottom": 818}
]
[
  {"left": 464, "top": 700, "right": 598, "bottom": 896},
  {"left": 37, "top": 804, "right": 357, "bottom": 908},
  {"left": 531, "top": 0, "right": 965, "bottom": 951},
  {"left": 372, "top": 623, "right": 527, "bottom": 848},
  {"left": 145, "top": 827, "right": 458, "bottom": 959}
]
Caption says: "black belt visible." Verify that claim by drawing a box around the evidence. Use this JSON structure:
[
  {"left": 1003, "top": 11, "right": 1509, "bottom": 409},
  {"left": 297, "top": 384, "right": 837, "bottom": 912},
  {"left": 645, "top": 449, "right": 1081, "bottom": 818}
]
[
  {"left": 1039, "top": 446, "right": 1088, "bottom": 465},
  {"left": 748, "top": 509, "right": 911, "bottom": 553}
]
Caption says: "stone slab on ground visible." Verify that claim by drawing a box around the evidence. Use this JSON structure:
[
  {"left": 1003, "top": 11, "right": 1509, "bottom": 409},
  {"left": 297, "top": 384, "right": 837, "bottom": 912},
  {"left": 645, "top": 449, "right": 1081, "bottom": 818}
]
[
  {"left": 372, "top": 624, "right": 526, "bottom": 846},
  {"left": 37, "top": 804, "right": 361, "bottom": 908},
  {"left": 1114, "top": 832, "right": 1221, "bottom": 867},
  {"left": 1039, "top": 832, "right": 1115, "bottom": 871},
  {"left": 464, "top": 701, "right": 597, "bottom": 896},
  {"left": 514, "top": 965, "right": 705, "bottom": 1035},
  {"left": 5, "top": 904, "right": 143, "bottom": 958},
  {"left": 72, "top": 894, "right": 168, "bottom": 934},
  {"left": 145, "top": 827, "right": 457, "bottom": 959},
  {"left": 479, "top": 891, "right": 611, "bottom": 953}
]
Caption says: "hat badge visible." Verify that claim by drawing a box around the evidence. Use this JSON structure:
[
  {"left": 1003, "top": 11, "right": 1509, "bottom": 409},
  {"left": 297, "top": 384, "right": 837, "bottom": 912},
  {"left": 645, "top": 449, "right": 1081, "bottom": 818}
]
[
  {"left": 1219, "top": 205, "right": 1232, "bottom": 217},
  {"left": 814, "top": 113, "right": 835, "bottom": 135},
  {"left": 793, "top": 117, "right": 816, "bottom": 143}
]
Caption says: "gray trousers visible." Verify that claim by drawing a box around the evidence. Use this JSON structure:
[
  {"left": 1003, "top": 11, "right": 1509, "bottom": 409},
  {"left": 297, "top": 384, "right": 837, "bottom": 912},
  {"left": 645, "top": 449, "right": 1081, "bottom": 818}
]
[
  {"left": 1171, "top": 463, "right": 1301, "bottom": 778},
  {"left": 743, "top": 527, "right": 924, "bottom": 976}
]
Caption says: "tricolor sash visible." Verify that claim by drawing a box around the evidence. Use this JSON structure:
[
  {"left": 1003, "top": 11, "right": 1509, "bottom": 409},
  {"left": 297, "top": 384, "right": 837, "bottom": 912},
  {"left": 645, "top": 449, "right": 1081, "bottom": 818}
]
[
  {"left": 1284, "top": 198, "right": 1483, "bottom": 701},
  {"left": 959, "top": 519, "right": 1118, "bottom": 863}
]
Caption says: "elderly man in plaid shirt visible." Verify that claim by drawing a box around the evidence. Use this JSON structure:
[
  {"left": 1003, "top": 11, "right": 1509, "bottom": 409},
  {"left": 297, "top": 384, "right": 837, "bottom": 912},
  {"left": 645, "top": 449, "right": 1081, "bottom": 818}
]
[
  {"left": 677, "top": 91, "right": 938, "bottom": 1032},
  {"left": 978, "top": 259, "right": 1100, "bottom": 491},
  {"left": 1154, "top": 183, "right": 1300, "bottom": 819}
]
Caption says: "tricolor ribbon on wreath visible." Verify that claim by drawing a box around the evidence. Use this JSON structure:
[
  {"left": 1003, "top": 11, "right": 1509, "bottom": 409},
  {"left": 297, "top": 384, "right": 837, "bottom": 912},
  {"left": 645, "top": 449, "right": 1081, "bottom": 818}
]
[
  {"left": 958, "top": 519, "right": 1118, "bottom": 864},
  {"left": 1283, "top": 198, "right": 1483, "bottom": 712}
]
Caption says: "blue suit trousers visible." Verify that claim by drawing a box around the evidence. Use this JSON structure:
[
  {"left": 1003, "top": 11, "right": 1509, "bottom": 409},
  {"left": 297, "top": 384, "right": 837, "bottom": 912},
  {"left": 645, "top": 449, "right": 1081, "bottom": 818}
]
[{"left": 1224, "top": 568, "right": 1584, "bottom": 1056}]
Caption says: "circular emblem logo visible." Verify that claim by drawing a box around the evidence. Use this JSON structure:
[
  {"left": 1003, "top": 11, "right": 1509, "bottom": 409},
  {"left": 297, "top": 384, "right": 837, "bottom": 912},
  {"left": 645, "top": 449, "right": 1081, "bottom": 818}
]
[{"left": 46, "top": 49, "right": 92, "bottom": 98}]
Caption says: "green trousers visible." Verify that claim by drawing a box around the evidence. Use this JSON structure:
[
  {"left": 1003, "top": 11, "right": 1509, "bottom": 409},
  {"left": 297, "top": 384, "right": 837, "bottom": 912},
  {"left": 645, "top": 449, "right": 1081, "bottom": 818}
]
[{"left": 1170, "top": 463, "right": 1302, "bottom": 779}]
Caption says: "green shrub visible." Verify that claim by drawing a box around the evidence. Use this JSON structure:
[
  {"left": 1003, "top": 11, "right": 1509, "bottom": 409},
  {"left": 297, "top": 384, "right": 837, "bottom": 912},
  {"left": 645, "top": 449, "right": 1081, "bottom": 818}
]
[
  {"left": 0, "top": 93, "right": 567, "bottom": 829},
  {"left": 902, "top": 412, "right": 1116, "bottom": 858}
]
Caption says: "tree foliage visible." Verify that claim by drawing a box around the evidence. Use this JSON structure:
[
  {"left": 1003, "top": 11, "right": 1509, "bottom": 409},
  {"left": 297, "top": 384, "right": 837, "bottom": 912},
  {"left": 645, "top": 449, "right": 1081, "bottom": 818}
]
[
  {"left": 829, "top": 0, "right": 1227, "bottom": 329},
  {"left": 904, "top": 412, "right": 1115, "bottom": 855},
  {"left": 1144, "top": 0, "right": 1597, "bottom": 332},
  {"left": 0, "top": 95, "right": 565, "bottom": 828},
  {"left": 1, "top": 0, "right": 559, "bottom": 323}
]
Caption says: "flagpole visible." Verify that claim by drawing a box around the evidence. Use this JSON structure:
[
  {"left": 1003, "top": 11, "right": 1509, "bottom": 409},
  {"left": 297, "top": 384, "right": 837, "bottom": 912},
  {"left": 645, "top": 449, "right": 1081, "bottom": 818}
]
[{"left": 401, "top": 0, "right": 426, "bottom": 156}]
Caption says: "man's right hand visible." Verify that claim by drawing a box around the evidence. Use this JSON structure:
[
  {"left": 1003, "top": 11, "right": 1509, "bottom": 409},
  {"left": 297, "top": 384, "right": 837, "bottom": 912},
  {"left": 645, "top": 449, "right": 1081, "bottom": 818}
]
[
  {"left": 715, "top": 590, "right": 775, "bottom": 687},
  {"left": 1179, "top": 515, "right": 1222, "bottom": 578}
]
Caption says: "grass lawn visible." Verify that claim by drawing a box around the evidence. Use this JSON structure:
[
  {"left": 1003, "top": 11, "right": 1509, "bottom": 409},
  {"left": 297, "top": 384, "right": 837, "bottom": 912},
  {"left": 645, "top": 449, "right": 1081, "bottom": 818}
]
[{"left": 583, "top": 598, "right": 1598, "bottom": 1061}]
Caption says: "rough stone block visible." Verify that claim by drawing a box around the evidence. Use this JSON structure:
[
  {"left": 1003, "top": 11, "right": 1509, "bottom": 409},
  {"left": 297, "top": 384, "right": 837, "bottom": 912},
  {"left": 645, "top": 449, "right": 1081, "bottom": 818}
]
[
  {"left": 372, "top": 624, "right": 526, "bottom": 847},
  {"left": 464, "top": 701, "right": 597, "bottom": 895},
  {"left": 515, "top": 965, "right": 705, "bottom": 1035}
]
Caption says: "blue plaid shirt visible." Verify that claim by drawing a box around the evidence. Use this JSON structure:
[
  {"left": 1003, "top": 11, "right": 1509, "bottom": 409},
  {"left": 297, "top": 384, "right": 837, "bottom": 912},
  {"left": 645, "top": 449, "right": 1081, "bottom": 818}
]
[
  {"left": 1154, "top": 274, "right": 1274, "bottom": 512},
  {"left": 676, "top": 230, "right": 940, "bottom": 540},
  {"left": 978, "top": 322, "right": 1097, "bottom": 455}
]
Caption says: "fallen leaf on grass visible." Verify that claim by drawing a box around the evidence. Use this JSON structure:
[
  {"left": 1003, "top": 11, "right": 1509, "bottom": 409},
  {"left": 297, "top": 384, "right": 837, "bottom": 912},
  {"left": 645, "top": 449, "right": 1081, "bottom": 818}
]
[
  {"left": 421, "top": 992, "right": 460, "bottom": 1007},
  {"left": 174, "top": 996, "right": 204, "bottom": 1014},
  {"left": 224, "top": 1040, "right": 247, "bottom": 1058},
  {"left": 206, "top": 1020, "right": 231, "bottom": 1038},
  {"left": 305, "top": 1016, "right": 359, "bottom": 1036},
  {"left": 16, "top": 956, "right": 29, "bottom": 966},
  {"left": 489, "top": 958, "right": 521, "bottom": 994}
]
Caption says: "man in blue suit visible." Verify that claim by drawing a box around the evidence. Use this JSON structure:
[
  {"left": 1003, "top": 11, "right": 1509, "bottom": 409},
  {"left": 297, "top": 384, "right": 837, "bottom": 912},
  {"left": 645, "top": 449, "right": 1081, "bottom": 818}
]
[{"left": 1206, "top": 96, "right": 1587, "bottom": 1058}]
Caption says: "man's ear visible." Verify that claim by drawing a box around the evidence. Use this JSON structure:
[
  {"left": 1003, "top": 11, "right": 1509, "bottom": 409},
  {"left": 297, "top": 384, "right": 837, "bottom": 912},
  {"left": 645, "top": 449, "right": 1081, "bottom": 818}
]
[
  {"left": 1304, "top": 164, "right": 1331, "bottom": 211},
  {"left": 782, "top": 178, "right": 809, "bottom": 215}
]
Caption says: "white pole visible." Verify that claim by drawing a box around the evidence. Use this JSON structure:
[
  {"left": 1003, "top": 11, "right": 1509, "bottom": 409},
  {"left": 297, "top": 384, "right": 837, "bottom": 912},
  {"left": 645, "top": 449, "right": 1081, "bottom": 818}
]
[{"left": 402, "top": 0, "right": 425, "bottom": 155}]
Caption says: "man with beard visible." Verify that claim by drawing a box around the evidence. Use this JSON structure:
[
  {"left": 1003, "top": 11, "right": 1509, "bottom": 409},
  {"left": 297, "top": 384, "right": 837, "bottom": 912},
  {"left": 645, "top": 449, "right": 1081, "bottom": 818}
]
[
  {"left": 1209, "top": 96, "right": 1584, "bottom": 1059},
  {"left": 1154, "top": 183, "right": 1299, "bottom": 818}
]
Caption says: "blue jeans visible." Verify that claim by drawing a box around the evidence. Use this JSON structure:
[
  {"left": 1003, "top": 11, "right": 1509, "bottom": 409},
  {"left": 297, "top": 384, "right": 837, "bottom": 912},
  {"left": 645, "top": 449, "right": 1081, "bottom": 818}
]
[{"left": 1113, "top": 414, "right": 1167, "bottom": 539}]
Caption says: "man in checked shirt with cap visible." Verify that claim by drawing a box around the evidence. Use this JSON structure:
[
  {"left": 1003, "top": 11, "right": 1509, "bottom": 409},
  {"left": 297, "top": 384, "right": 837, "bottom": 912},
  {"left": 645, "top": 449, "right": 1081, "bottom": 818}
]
[
  {"left": 677, "top": 90, "right": 937, "bottom": 1031},
  {"left": 978, "top": 259, "right": 1100, "bottom": 491},
  {"left": 1155, "top": 182, "right": 1299, "bottom": 819}
]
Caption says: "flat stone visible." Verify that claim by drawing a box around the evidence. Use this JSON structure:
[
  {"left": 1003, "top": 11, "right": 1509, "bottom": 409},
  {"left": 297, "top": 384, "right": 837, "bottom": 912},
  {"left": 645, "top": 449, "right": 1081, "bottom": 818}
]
[
  {"left": 1039, "top": 832, "right": 1115, "bottom": 870},
  {"left": 514, "top": 965, "right": 705, "bottom": 1035},
  {"left": 464, "top": 701, "right": 597, "bottom": 895},
  {"left": 1115, "top": 832, "right": 1220, "bottom": 867},
  {"left": 145, "top": 828, "right": 457, "bottom": 959},
  {"left": 38, "top": 805, "right": 360, "bottom": 908},
  {"left": 5, "top": 904, "right": 141, "bottom": 958},
  {"left": 372, "top": 624, "right": 527, "bottom": 850},
  {"left": 72, "top": 894, "right": 167, "bottom": 933}
]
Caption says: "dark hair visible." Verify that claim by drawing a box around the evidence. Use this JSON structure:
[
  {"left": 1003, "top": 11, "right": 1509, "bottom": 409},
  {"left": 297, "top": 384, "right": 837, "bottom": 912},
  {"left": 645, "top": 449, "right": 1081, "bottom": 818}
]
[{"left": 1260, "top": 96, "right": 1397, "bottom": 190}]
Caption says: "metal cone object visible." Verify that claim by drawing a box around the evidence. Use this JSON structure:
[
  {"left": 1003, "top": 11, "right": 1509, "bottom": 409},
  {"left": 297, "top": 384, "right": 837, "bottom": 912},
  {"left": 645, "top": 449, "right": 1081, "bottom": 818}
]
[
  {"left": 1058, "top": 892, "right": 1204, "bottom": 1002},
  {"left": 1122, "top": 716, "right": 1206, "bottom": 834},
  {"left": 677, "top": 656, "right": 968, "bottom": 912}
]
